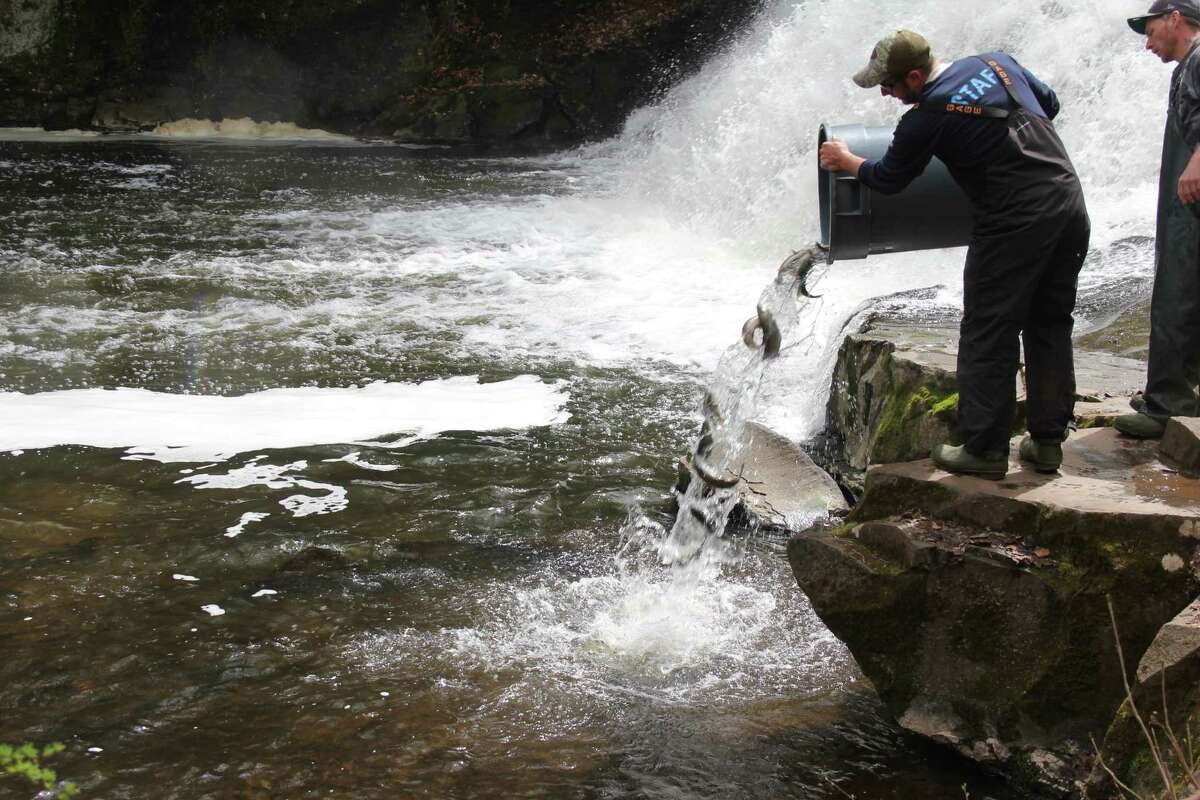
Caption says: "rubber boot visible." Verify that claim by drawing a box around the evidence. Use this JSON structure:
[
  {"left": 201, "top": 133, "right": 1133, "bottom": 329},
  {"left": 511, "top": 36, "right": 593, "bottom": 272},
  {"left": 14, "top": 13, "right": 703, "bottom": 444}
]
[
  {"left": 1018, "top": 435, "right": 1062, "bottom": 473},
  {"left": 932, "top": 443, "right": 1007, "bottom": 480},
  {"left": 1113, "top": 412, "right": 1167, "bottom": 439}
]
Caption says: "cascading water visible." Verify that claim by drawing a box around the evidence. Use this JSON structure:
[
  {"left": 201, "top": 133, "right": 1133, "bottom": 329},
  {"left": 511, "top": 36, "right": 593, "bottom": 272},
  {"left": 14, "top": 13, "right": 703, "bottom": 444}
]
[{"left": 0, "top": 1, "right": 1169, "bottom": 797}]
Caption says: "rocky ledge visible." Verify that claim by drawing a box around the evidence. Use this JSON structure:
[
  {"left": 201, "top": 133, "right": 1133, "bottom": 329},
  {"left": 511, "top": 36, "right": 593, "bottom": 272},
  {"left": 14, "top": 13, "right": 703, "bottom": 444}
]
[
  {"left": 783, "top": 291, "right": 1200, "bottom": 797},
  {"left": 790, "top": 427, "right": 1200, "bottom": 795},
  {"left": 815, "top": 315, "right": 1146, "bottom": 499}
]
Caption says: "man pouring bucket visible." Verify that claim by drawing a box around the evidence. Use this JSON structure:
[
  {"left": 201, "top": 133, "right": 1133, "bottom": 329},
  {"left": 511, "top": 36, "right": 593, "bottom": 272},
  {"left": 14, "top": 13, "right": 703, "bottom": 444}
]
[{"left": 820, "top": 31, "right": 1090, "bottom": 479}]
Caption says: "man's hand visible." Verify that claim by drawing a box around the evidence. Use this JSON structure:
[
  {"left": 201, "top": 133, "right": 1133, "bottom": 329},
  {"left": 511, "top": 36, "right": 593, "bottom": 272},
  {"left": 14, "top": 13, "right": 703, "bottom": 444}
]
[
  {"left": 819, "top": 138, "right": 866, "bottom": 176},
  {"left": 1179, "top": 148, "right": 1200, "bottom": 205}
]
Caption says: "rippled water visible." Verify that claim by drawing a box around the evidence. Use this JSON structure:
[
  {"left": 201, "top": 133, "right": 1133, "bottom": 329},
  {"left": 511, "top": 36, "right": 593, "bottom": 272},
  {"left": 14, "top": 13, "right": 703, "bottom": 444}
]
[{"left": 0, "top": 136, "right": 1025, "bottom": 800}]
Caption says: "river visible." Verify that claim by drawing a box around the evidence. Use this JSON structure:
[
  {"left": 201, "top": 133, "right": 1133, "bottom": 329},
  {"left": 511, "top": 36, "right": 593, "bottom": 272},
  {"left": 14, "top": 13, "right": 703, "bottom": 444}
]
[{"left": 0, "top": 1, "right": 1163, "bottom": 797}]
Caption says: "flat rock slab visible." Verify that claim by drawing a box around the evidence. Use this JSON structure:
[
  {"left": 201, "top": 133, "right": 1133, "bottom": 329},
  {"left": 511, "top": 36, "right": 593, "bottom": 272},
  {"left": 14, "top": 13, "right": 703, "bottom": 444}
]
[
  {"left": 791, "top": 424, "right": 1200, "bottom": 793},
  {"left": 1160, "top": 416, "right": 1200, "bottom": 474},
  {"left": 1137, "top": 597, "right": 1200, "bottom": 684},
  {"left": 857, "top": 321, "right": 1147, "bottom": 402},
  {"left": 735, "top": 422, "right": 847, "bottom": 529},
  {"left": 1075, "top": 395, "right": 1135, "bottom": 428},
  {"left": 867, "top": 427, "right": 1200, "bottom": 523}
]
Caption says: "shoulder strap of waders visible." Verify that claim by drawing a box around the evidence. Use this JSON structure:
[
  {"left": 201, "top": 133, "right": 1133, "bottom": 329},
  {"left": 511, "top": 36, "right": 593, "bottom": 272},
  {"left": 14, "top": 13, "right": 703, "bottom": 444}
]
[{"left": 915, "top": 56, "right": 1024, "bottom": 119}]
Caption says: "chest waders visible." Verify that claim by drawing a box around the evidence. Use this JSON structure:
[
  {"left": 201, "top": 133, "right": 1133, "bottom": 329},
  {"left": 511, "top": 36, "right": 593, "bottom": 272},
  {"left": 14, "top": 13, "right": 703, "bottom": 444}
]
[
  {"left": 916, "top": 58, "right": 1090, "bottom": 455},
  {"left": 1144, "top": 67, "right": 1200, "bottom": 419}
]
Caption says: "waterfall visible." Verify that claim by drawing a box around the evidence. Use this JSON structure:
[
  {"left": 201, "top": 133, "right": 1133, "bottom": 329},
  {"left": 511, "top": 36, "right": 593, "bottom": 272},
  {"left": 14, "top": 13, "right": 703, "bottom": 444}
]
[{"left": 600, "top": 0, "right": 1161, "bottom": 258}]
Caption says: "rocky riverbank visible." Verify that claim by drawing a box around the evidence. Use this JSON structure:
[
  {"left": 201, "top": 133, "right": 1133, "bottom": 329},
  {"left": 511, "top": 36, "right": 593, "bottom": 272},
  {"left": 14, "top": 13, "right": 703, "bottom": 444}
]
[
  {"left": 0, "top": 0, "right": 761, "bottom": 147},
  {"left": 784, "top": 296, "right": 1200, "bottom": 797}
]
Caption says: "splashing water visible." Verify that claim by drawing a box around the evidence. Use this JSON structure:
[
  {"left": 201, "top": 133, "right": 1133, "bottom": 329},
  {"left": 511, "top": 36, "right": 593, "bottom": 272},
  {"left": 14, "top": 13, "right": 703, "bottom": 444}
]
[{"left": 658, "top": 245, "right": 833, "bottom": 565}]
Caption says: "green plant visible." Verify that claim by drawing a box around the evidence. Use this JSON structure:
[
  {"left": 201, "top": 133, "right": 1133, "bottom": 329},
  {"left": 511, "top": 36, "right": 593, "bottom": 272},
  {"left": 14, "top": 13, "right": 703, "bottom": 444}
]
[{"left": 0, "top": 742, "right": 79, "bottom": 799}]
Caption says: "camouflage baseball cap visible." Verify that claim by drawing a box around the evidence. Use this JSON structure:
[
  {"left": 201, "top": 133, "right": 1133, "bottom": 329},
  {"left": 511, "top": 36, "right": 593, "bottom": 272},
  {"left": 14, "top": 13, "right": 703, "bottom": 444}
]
[
  {"left": 852, "top": 30, "right": 932, "bottom": 88},
  {"left": 1128, "top": 0, "right": 1200, "bottom": 33}
]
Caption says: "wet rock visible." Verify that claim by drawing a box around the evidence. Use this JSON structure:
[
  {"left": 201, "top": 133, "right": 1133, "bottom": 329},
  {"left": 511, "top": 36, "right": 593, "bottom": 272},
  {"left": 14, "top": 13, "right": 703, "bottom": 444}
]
[
  {"left": 1075, "top": 297, "right": 1151, "bottom": 362},
  {"left": 819, "top": 315, "right": 1148, "bottom": 498},
  {"left": 789, "top": 427, "right": 1200, "bottom": 796},
  {"left": 731, "top": 422, "right": 847, "bottom": 531},
  {"left": 677, "top": 422, "right": 847, "bottom": 533},
  {"left": 277, "top": 547, "right": 351, "bottom": 576},
  {"left": 1159, "top": 417, "right": 1200, "bottom": 474},
  {"left": 821, "top": 317, "right": 959, "bottom": 498},
  {"left": 1088, "top": 599, "right": 1200, "bottom": 798},
  {"left": 1074, "top": 396, "right": 1137, "bottom": 430}
]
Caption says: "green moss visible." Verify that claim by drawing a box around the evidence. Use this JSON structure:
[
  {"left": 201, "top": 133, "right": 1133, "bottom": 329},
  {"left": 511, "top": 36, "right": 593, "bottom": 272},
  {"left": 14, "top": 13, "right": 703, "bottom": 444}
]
[
  {"left": 830, "top": 523, "right": 858, "bottom": 539},
  {"left": 930, "top": 392, "right": 959, "bottom": 416},
  {"left": 1044, "top": 556, "right": 1089, "bottom": 594},
  {"left": 842, "top": 540, "right": 907, "bottom": 578},
  {"left": 870, "top": 380, "right": 958, "bottom": 464}
]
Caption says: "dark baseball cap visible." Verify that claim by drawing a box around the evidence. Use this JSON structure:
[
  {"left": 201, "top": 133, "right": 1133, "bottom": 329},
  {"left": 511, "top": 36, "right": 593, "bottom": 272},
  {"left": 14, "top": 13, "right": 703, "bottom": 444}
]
[
  {"left": 1128, "top": 0, "right": 1200, "bottom": 33},
  {"left": 852, "top": 30, "right": 932, "bottom": 88}
]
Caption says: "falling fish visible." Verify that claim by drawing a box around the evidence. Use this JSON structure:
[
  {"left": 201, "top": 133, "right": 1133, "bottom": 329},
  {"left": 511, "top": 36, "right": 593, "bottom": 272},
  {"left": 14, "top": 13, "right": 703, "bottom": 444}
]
[
  {"left": 740, "top": 304, "right": 782, "bottom": 359},
  {"left": 777, "top": 243, "right": 827, "bottom": 298},
  {"left": 701, "top": 390, "right": 724, "bottom": 424},
  {"left": 692, "top": 455, "right": 743, "bottom": 488}
]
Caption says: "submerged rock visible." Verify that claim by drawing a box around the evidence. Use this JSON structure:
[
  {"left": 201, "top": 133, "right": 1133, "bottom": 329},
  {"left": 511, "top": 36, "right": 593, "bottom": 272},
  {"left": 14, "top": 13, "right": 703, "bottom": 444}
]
[
  {"left": 789, "top": 428, "right": 1200, "bottom": 796},
  {"left": 276, "top": 546, "right": 352, "bottom": 575}
]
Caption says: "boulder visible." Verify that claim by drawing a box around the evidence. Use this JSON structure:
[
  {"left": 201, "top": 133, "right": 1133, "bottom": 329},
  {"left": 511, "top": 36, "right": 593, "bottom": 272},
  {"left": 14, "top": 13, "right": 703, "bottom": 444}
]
[
  {"left": 819, "top": 316, "right": 1148, "bottom": 498},
  {"left": 1160, "top": 417, "right": 1200, "bottom": 475},
  {"left": 789, "top": 427, "right": 1200, "bottom": 796},
  {"left": 1088, "top": 599, "right": 1200, "bottom": 798},
  {"left": 676, "top": 421, "right": 847, "bottom": 535},
  {"left": 731, "top": 422, "right": 847, "bottom": 530}
]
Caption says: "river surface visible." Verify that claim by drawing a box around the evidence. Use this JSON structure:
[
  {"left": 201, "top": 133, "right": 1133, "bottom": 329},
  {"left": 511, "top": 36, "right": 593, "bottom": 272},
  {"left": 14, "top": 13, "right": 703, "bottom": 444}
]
[{"left": 0, "top": 0, "right": 1166, "bottom": 797}]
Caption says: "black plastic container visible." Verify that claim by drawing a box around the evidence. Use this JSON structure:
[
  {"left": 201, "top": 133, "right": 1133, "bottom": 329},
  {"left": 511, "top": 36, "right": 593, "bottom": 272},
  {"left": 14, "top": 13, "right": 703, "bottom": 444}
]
[{"left": 818, "top": 122, "right": 975, "bottom": 262}]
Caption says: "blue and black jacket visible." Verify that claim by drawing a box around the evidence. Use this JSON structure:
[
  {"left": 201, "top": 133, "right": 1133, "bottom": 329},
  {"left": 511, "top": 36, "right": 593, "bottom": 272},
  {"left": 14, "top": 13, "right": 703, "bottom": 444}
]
[{"left": 858, "top": 52, "right": 1062, "bottom": 200}]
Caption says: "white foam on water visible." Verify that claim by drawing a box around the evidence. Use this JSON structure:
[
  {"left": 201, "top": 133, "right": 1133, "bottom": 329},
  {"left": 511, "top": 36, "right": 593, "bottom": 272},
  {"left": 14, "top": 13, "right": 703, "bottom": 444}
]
[
  {"left": 321, "top": 452, "right": 401, "bottom": 472},
  {"left": 225, "top": 511, "right": 271, "bottom": 538},
  {"left": 279, "top": 482, "right": 349, "bottom": 518},
  {"left": 0, "top": 375, "right": 569, "bottom": 463},
  {"left": 0, "top": 127, "right": 102, "bottom": 141},
  {"left": 150, "top": 117, "right": 353, "bottom": 141}
]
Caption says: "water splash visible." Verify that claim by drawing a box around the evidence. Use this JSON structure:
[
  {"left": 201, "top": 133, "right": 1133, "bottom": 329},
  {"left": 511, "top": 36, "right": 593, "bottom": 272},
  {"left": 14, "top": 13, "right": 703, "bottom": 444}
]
[{"left": 657, "top": 245, "right": 833, "bottom": 565}]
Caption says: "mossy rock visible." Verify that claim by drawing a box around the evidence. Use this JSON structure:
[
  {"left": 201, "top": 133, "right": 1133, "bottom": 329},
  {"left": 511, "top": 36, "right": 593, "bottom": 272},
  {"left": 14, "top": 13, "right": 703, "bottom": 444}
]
[
  {"left": 871, "top": 384, "right": 959, "bottom": 465},
  {"left": 790, "top": 451, "right": 1200, "bottom": 794}
]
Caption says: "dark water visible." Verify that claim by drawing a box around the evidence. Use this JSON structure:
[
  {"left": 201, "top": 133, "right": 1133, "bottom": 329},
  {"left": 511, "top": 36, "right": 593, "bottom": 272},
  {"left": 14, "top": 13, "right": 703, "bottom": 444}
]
[{"left": 1, "top": 137, "right": 1020, "bottom": 800}]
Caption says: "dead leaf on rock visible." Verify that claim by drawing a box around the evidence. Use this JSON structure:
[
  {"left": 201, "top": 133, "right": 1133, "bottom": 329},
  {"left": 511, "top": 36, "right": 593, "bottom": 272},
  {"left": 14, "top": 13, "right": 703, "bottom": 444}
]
[{"left": 1034, "top": 547, "right": 1051, "bottom": 558}]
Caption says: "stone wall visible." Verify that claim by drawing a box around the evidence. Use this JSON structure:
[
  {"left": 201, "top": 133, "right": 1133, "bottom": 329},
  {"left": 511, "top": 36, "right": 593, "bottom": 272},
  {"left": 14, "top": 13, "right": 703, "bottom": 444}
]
[{"left": 0, "top": 0, "right": 763, "bottom": 146}]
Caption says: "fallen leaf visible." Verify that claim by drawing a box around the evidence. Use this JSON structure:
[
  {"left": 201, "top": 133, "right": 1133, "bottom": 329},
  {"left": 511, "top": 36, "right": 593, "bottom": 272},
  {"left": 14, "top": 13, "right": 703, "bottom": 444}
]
[{"left": 1034, "top": 547, "right": 1051, "bottom": 558}]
